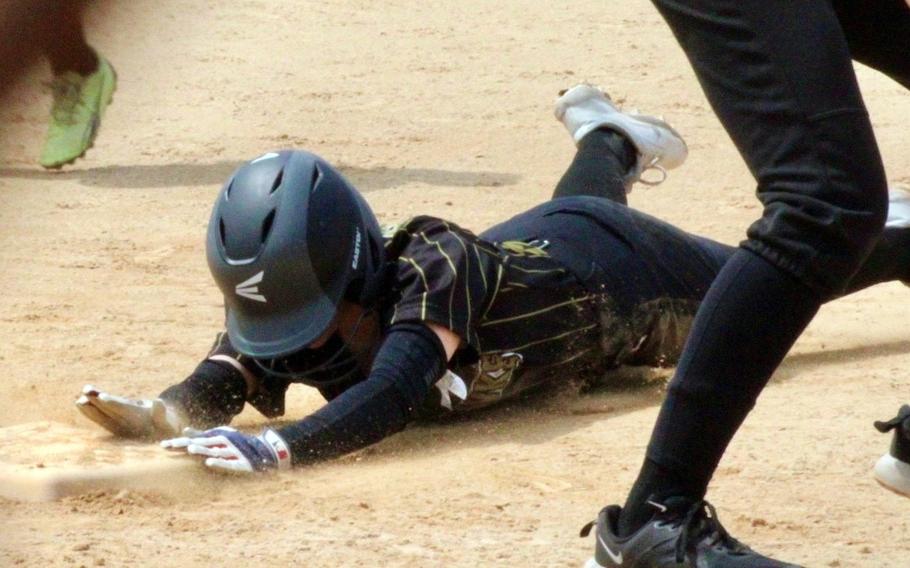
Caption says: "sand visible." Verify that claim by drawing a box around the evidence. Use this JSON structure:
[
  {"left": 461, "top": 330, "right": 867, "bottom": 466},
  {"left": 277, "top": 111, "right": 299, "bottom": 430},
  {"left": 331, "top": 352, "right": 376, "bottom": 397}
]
[{"left": 0, "top": 1, "right": 907, "bottom": 566}]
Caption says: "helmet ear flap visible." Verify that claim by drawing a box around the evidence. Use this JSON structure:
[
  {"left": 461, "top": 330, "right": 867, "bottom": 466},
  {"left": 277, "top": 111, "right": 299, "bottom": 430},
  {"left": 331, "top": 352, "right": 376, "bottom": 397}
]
[{"left": 355, "top": 265, "right": 386, "bottom": 307}]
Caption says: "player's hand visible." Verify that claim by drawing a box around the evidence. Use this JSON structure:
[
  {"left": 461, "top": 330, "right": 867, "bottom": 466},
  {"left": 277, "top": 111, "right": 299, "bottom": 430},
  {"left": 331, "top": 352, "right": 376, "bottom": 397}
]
[
  {"left": 160, "top": 426, "right": 292, "bottom": 474},
  {"left": 75, "top": 384, "right": 184, "bottom": 440}
]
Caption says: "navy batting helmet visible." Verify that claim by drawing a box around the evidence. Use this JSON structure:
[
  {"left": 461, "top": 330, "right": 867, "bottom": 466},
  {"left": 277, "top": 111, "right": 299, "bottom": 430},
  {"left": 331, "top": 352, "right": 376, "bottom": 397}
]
[{"left": 206, "top": 150, "right": 385, "bottom": 359}]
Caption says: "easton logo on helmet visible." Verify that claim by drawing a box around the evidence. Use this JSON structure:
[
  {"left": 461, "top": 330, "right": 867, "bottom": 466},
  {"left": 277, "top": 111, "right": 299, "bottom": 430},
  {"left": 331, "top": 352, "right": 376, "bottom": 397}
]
[
  {"left": 351, "top": 228, "right": 362, "bottom": 269},
  {"left": 235, "top": 271, "right": 267, "bottom": 303}
]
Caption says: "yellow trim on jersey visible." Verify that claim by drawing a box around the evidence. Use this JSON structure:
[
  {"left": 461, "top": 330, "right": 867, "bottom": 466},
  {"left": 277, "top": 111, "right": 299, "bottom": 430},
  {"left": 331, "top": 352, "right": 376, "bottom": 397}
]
[
  {"left": 487, "top": 323, "right": 598, "bottom": 354},
  {"left": 471, "top": 243, "right": 489, "bottom": 293},
  {"left": 398, "top": 256, "right": 430, "bottom": 320},
  {"left": 550, "top": 346, "right": 596, "bottom": 367},
  {"left": 479, "top": 294, "right": 596, "bottom": 327},
  {"left": 481, "top": 263, "right": 504, "bottom": 320},
  {"left": 507, "top": 264, "right": 568, "bottom": 275},
  {"left": 441, "top": 221, "right": 476, "bottom": 333},
  {"left": 419, "top": 231, "right": 459, "bottom": 330},
  {"left": 498, "top": 240, "right": 550, "bottom": 258}
]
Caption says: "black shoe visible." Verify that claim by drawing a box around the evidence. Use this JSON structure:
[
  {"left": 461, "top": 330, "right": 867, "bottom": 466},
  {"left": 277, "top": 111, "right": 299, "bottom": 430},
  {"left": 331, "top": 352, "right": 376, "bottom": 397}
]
[
  {"left": 873, "top": 404, "right": 910, "bottom": 497},
  {"left": 580, "top": 497, "right": 802, "bottom": 567}
]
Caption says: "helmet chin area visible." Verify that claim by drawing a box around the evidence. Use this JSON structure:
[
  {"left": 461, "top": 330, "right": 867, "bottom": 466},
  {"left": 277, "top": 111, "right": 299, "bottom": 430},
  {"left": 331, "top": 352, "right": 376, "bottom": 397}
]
[{"left": 253, "top": 333, "right": 364, "bottom": 387}]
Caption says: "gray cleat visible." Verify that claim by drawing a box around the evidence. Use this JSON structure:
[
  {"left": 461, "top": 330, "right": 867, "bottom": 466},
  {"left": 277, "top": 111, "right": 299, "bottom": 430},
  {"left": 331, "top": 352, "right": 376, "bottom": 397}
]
[{"left": 580, "top": 498, "right": 802, "bottom": 567}]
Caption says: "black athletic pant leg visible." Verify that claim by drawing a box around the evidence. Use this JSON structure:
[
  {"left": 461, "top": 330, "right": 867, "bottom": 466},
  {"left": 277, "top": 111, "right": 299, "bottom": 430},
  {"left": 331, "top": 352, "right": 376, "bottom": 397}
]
[
  {"left": 651, "top": 0, "right": 889, "bottom": 290},
  {"left": 552, "top": 128, "right": 636, "bottom": 204},
  {"left": 620, "top": 0, "right": 892, "bottom": 535},
  {"left": 842, "top": 228, "right": 910, "bottom": 295},
  {"left": 40, "top": 2, "right": 98, "bottom": 76},
  {"left": 834, "top": 0, "right": 910, "bottom": 90}
]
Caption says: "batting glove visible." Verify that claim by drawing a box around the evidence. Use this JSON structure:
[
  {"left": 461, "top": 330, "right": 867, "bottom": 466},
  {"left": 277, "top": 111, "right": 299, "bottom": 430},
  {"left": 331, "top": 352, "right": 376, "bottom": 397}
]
[
  {"left": 76, "top": 384, "right": 185, "bottom": 440},
  {"left": 161, "top": 426, "right": 292, "bottom": 474}
]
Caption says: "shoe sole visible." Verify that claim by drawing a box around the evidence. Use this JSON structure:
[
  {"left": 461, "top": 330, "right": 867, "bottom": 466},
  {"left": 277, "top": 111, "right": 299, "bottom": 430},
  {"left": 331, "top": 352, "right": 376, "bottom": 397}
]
[
  {"left": 554, "top": 84, "right": 617, "bottom": 116},
  {"left": 554, "top": 84, "right": 687, "bottom": 169},
  {"left": 41, "top": 64, "right": 117, "bottom": 170},
  {"left": 876, "top": 479, "right": 910, "bottom": 498},
  {"left": 874, "top": 454, "right": 910, "bottom": 498},
  {"left": 554, "top": 84, "right": 684, "bottom": 141}
]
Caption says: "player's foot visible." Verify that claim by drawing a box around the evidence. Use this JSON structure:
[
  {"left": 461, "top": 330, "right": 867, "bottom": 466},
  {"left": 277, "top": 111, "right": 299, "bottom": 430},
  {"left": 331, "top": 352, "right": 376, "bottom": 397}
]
[
  {"left": 555, "top": 84, "right": 687, "bottom": 186},
  {"left": 886, "top": 186, "right": 910, "bottom": 229},
  {"left": 873, "top": 404, "right": 910, "bottom": 498},
  {"left": 580, "top": 498, "right": 802, "bottom": 567},
  {"left": 39, "top": 55, "right": 117, "bottom": 169},
  {"left": 885, "top": 186, "right": 910, "bottom": 287}
]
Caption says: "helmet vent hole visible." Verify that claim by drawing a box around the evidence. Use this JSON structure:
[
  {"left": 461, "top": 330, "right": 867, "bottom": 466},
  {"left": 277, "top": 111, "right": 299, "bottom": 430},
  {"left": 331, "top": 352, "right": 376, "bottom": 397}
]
[
  {"left": 310, "top": 166, "right": 322, "bottom": 191},
  {"left": 261, "top": 210, "right": 276, "bottom": 243},
  {"left": 224, "top": 179, "right": 234, "bottom": 200},
  {"left": 219, "top": 219, "right": 226, "bottom": 246},
  {"left": 270, "top": 169, "right": 284, "bottom": 194}
]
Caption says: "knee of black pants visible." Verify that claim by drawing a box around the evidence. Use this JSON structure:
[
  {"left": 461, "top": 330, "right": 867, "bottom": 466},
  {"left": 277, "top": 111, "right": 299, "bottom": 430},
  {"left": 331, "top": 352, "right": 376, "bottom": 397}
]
[{"left": 742, "top": 111, "right": 889, "bottom": 298}]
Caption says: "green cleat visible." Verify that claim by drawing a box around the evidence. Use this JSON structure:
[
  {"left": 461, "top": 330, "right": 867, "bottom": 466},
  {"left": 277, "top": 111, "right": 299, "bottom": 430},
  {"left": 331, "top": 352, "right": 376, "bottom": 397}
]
[{"left": 39, "top": 56, "right": 117, "bottom": 169}]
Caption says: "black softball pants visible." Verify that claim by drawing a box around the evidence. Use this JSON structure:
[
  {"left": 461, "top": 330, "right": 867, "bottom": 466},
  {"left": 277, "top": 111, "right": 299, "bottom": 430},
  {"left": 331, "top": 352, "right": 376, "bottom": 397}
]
[
  {"left": 619, "top": 0, "right": 910, "bottom": 525},
  {"left": 654, "top": 0, "right": 909, "bottom": 292}
]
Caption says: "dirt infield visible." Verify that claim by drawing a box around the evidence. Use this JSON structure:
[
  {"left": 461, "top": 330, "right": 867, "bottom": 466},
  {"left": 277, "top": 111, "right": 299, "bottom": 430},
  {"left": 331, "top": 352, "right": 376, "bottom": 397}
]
[{"left": 0, "top": 1, "right": 908, "bottom": 566}]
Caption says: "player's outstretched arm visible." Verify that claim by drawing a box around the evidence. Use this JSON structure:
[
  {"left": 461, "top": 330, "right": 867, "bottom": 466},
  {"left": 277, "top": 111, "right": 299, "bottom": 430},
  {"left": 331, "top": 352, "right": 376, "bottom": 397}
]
[
  {"left": 76, "top": 384, "right": 187, "bottom": 440},
  {"left": 161, "top": 321, "right": 456, "bottom": 474},
  {"left": 75, "top": 335, "right": 253, "bottom": 441}
]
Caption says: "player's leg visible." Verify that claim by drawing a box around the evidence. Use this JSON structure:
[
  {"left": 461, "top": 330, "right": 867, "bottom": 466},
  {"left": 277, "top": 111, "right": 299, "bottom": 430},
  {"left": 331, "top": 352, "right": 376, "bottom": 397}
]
[
  {"left": 42, "top": 2, "right": 97, "bottom": 76},
  {"left": 552, "top": 128, "right": 635, "bottom": 204},
  {"left": 0, "top": 1, "right": 94, "bottom": 101},
  {"left": 38, "top": 2, "right": 117, "bottom": 169},
  {"left": 873, "top": 405, "right": 910, "bottom": 497},
  {"left": 607, "top": 187, "right": 910, "bottom": 373},
  {"left": 584, "top": 1, "right": 889, "bottom": 566},
  {"left": 552, "top": 85, "right": 688, "bottom": 203},
  {"left": 825, "top": 187, "right": 910, "bottom": 294},
  {"left": 841, "top": 234, "right": 910, "bottom": 294},
  {"left": 832, "top": 0, "right": 910, "bottom": 501},
  {"left": 849, "top": 191, "right": 910, "bottom": 498},
  {"left": 833, "top": 0, "right": 910, "bottom": 90}
]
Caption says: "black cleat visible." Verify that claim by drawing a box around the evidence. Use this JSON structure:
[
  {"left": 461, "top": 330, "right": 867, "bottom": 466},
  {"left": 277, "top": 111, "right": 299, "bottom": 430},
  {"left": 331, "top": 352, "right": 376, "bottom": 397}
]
[
  {"left": 873, "top": 404, "right": 910, "bottom": 497},
  {"left": 580, "top": 498, "right": 802, "bottom": 567}
]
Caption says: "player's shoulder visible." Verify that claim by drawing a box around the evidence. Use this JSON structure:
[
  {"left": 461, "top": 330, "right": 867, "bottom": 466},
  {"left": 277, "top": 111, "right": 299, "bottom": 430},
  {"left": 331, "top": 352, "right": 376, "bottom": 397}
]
[
  {"left": 383, "top": 215, "right": 475, "bottom": 237},
  {"left": 383, "top": 215, "right": 484, "bottom": 252}
]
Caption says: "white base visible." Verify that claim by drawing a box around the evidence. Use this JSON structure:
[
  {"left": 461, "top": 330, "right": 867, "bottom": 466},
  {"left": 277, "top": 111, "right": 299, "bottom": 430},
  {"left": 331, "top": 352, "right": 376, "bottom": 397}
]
[
  {"left": 0, "top": 421, "right": 202, "bottom": 502},
  {"left": 584, "top": 558, "right": 606, "bottom": 568},
  {"left": 874, "top": 453, "right": 910, "bottom": 498}
]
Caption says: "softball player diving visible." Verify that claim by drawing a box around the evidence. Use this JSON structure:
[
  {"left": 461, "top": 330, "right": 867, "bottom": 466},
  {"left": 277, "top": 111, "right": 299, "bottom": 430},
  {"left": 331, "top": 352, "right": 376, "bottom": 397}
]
[{"left": 76, "top": 88, "right": 910, "bottom": 566}]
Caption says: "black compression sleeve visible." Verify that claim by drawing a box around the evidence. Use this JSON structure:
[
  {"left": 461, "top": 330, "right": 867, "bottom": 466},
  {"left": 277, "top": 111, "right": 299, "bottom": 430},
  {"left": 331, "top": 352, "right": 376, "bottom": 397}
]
[
  {"left": 276, "top": 322, "right": 447, "bottom": 465},
  {"left": 158, "top": 360, "right": 248, "bottom": 428}
]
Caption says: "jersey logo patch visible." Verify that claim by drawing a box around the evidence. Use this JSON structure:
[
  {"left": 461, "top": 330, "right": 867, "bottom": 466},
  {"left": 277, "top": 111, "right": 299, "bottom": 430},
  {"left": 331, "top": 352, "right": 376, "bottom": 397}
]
[
  {"left": 235, "top": 271, "right": 267, "bottom": 303},
  {"left": 472, "top": 352, "right": 524, "bottom": 402}
]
